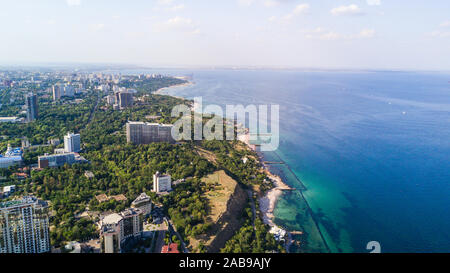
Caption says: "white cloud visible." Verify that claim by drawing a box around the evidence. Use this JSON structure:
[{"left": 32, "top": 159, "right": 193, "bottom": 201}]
[
  {"left": 440, "top": 21, "right": 450, "bottom": 27},
  {"left": 430, "top": 30, "right": 450, "bottom": 38},
  {"left": 359, "top": 28, "right": 375, "bottom": 38},
  {"left": 264, "top": 0, "right": 279, "bottom": 7},
  {"left": 66, "top": 0, "right": 81, "bottom": 6},
  {"left": 293, "top": 4, "right": 310, "bottom": 15},
  {"left": 157, "top": 0, "right": 174, "bottom": 5},
  {"left": 331, "top": 5, "right": 364, "bottom": 16},
  {"left": 304, "top": 28, "right": 375, "bottom": 40},
  {"left": 90, "top": 23, "right": 105, "bottom": 31},
  {"left": 169, "top": 4, "right": 185, "bottom": 11},
  {"left": 268, "top": 16, "right": 277, "bottom": 22},
  {"left": 367, "top": 0, "right": 381, "bottom": 6},
  {"left": 154, "top": 16, "right": 200, "bottom": 35},
  {"left": 271, "top": 3, "right": 309, "bottom": 22},
  {"left": 238, "top": 0, "right": 256, "bottom": 6}
]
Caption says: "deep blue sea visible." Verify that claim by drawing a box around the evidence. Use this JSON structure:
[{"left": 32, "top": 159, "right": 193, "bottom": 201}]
[{"left": 121, "top": 69, "right": 450, "bottom": 253}]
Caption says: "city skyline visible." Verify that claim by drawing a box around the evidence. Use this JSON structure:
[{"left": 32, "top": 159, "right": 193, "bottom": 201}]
[{"left": 0, "top": 0, "right": 449, "bottom": 70}]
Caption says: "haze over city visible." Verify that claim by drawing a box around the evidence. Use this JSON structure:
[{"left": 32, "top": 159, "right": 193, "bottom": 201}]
[{"left": 1, "top": 0, "right": 450, "bottom": 70}]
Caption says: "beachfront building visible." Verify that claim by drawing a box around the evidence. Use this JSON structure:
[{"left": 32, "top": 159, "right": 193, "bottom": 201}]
[
  {"left": 100, "top": 208, "right": 144, "bottom": 253},
  {"left": 126, "top": 122, "right": 175, "bottom": 145},
  {"left": 64, "top": 132, "right": 81, "bottom": 153},
  {"left": 131, "top": 193, "right": 152, "bottom": 216},
  {"left": 153, "top": 172, "right": 172, "bottom": 193},
  {"left": 38, "top": 153, "right": 76, "bottom": 168},
  {"left": 0, "top": 196, "right": 50, "bottom": 253}
]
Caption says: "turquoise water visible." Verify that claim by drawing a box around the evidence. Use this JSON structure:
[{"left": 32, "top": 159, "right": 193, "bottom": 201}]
[{"left": 124, "top": 69, "right": 450, "bottom": 253}]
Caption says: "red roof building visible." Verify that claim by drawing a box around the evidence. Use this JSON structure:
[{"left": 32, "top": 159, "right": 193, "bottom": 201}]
[{"left": 161, "top": 243, "right": 179, "bottom": 253}]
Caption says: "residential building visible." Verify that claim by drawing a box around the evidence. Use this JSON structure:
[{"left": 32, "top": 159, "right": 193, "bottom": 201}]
[
  {"left": 52, "top": 85, "right": 61, "bottom": 101},
  {"left": 153, "top": 172, "right": 172, "bottom": 193},
  {"left": 100, "top": 208, "right": 144, "bottom": 253},
  {"left": 126, "top": 122, "right": 175, "bottom": 145},
  {"left": 100, "top": 213, "right": 123, "bottom": 253},
  {"left": 2, "top": 185, "right": 16, "bottom": 197},
  {"left": 115, "top": 92, "right": 133, "bottom": 109},
  {"left": 131, "top": 193, "right": 152, "bottom": 216},
  {"left": 0, "top": 196, "right": 50, "bottom": 253},
  {"left": 25, "top": 93, "right": 38, "bottom": 122},
  {"left": 38, "top": 153, "right": 75, "bottom": 168},
  {"left": 106, "top": 94, "right": 116, "bottom": 105},
  {"left": 63, "top": 85, "right": 74, "bottom": 97},
  {"left": 64, "top": 133, "right": 81, "bottom": 153}
]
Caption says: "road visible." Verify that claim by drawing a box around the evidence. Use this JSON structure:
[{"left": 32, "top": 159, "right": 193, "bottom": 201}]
[{"left": 153, "top": 230, "right": 166, "bottom": 253}]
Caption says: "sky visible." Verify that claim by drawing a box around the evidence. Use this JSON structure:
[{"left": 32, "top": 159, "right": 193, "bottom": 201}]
[{"left": 0, "top": 0, "right": 450, "bottom": 70}]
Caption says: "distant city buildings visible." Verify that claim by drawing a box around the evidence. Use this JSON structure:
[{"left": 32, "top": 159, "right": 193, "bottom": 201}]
[
  {"left": 64, "top": 133, "right": 81, "bottom": 153},
  {"left": 131, "top": 193, "right": 152, "bottom": 216},
  {"left": 153, "top": 172, "right": 172, "bottom": 193},
  {"left": 25, "top": 93, "right": 38, "bottom": 122},
  {"left": 52, "top": 84, "right": 75, "bottom": 101},
  {"left": 100, "top": 208, "right": 144, "bottom": 253},
  {"left": 0, "top": 196, "right": 50, "bottom": 253},
  {"left": 126, "top": 122, "right": 175, "bottom": 145}
]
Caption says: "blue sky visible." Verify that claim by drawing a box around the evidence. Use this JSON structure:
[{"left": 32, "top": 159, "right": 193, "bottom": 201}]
[{"left": 0, "top": 0, "right": 449, "bottom": 70}]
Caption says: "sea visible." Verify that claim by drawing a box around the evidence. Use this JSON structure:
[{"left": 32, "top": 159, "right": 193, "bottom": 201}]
[{"left": 116, "top": 68, "right": 450, "bottom": 253}]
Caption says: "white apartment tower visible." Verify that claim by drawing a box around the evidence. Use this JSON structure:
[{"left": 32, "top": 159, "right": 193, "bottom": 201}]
[
  {"left": 64, "top": 132, "right": 81, "bottom": 153},
  {"left": 153, "top": 172, "right": 172, "bottom": 193}
]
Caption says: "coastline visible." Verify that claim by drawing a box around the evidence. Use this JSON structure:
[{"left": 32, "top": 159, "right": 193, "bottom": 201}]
[
  {"left": 153, "top": 81, "right": 194, "bottom": 99},
  {"left": 158, "top": 78, "right": 292, "bottom": 247},
  {"left": 259, "top": 168, "right": 292, "bottom": 227}
]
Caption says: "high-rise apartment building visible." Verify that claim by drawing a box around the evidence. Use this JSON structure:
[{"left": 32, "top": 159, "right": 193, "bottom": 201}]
[
  {"left": 115, "top": 92, "right": 133, "bottom": 109},
  {"left": 131, "top": 193, "right": 152, "bottom": 216},
  {"left": 100, "top": 208, "right": 143, "bottom": 253},
  {"left": 64, "top": 133, "right": 81, "bottom": 153},
  {"left": 25, "top": 93, "right": 38, "bottom": 122},
  {"left": 153, "top": 172, "right": 172, "bottom": 193},
  {"left": 126, "top": 122, "right": 175, "bottom": 144},
  {"left": 52, "top": 85, "right": 61, "bottom": 101},
  {"left": 0, "top": 196, "right": 50, "bottom": 253}
]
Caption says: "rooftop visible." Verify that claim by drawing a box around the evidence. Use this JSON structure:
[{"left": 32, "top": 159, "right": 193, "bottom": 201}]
[
  {"left": 0, "top": 196, "right": 45, "bottom": 210},
  {"left": 102, "top": 213, "right": 123, "bottom": 225},
  {"left": 132, "top": 193, "right": 151, "bottom": 206},
  {"left": 161, "top": 243, "right": 180, "bottom": 253}
]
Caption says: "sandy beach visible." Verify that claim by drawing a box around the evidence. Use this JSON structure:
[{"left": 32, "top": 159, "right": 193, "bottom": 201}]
[
  {"left": 153, "top": 81, "right": 194, "bottom": 99},
  {"left": 259, "top": 170, "right": 291, "bottom": 227}
]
